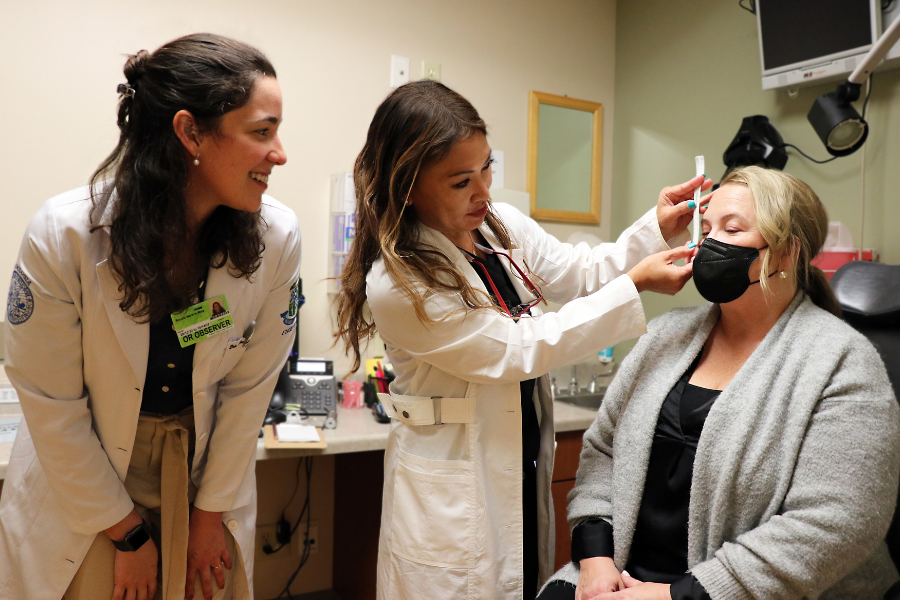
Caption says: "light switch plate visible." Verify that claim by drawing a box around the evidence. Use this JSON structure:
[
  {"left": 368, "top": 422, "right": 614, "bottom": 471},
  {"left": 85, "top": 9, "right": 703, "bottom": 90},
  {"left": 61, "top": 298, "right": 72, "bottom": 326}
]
[
  {"left": 422, "top": 60, "right": 441, "bottom": 82},
  {"left": 390, "top": 55, "right": 410, "bottom": 88}
]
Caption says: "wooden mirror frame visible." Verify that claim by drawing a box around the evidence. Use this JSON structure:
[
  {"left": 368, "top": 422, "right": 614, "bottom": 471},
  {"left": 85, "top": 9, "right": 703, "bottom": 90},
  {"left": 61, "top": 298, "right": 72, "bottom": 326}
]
[{"left": 527, "top": 91, "right": 603, "bottom": 224}]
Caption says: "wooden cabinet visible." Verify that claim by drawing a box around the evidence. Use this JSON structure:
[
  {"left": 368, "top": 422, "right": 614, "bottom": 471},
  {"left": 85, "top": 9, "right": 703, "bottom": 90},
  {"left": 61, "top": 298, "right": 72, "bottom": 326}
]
[{"left": 552, "top": 429, "right": 585, "bottom": 571}]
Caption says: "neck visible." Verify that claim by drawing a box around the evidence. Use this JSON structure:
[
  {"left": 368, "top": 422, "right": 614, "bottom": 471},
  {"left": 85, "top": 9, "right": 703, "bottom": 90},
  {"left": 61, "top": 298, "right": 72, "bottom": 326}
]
[
  {"left": 717, "top": 282, "right": 797, "bottom": 343},
  {"left": 184, "top": 183, "right": 217, "bottom": 233}
]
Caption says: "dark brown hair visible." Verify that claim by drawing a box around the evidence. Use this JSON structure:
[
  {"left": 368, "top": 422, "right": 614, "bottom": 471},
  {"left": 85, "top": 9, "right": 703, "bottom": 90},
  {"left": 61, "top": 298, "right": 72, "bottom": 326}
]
[
  {"left": 90, "top": 33, "right": 276, "bottom": 322},
  {"left": 335, "top": 80, "right": 517, "bottom": 372}
]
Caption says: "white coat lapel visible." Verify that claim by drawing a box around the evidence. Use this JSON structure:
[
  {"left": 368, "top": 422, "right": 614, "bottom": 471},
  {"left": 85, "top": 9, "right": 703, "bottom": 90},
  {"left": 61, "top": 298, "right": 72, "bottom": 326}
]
[
  {"left": 416, "top": 223, "right": 488, "bottom": 294},
  {"left": 96, "top": 259, "right": 149, "bottom": 388},
  {"left": 193, "top": 263, "right": 252, "bottom": 381}
]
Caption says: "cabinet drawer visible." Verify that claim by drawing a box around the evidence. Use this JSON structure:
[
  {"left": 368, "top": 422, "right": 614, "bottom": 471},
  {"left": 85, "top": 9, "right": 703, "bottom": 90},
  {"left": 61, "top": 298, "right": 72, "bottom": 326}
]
[{"left": 553, "top": 430, "right": 584, "bottom": 482}]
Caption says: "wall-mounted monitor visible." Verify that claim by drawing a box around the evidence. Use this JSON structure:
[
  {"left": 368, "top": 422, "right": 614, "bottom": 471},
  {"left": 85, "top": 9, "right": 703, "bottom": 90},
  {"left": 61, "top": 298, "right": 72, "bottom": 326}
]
[{"left": 757, "top": 0, "right": 882, "bottom": 90}]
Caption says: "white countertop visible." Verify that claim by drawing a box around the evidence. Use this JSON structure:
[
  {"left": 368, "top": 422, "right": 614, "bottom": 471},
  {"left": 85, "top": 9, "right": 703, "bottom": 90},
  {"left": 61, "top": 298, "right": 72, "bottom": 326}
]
[{"left": 0, "top": 401, "right": 598, "bottom": 480}]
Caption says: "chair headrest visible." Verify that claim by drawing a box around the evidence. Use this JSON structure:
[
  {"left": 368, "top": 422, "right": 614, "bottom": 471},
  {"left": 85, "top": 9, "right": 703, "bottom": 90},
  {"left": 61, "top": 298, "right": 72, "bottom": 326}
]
[{"left": 830, "top": 262, "right": 900, "bottom": 327}]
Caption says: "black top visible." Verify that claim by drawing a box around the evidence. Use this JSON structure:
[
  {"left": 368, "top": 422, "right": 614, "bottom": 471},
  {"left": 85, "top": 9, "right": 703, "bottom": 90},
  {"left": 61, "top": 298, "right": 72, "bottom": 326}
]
[
  {"left": 141, "top": 269, "right": 209, "bottom": 415},
  {"left": 463, "top": 247, "right": 540, "bottom": 598},
  {"left": 571, "top": 354, "right": 718, "bottom": 600}
]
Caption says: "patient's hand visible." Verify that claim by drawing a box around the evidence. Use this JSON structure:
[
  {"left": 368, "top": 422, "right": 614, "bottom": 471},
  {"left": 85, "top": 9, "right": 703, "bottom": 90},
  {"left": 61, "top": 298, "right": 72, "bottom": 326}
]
[
  {"left": 576, "top": 557, "right": 624, "bottom": 599},
  {"left": 591, "top": 572, "right": 672, "bottom": 600}
]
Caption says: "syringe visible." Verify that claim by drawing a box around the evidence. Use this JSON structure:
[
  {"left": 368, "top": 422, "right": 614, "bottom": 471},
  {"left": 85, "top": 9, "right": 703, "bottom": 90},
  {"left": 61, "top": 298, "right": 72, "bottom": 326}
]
[{"left": 692, "top": 156, "right": 704, "bottom": 246}]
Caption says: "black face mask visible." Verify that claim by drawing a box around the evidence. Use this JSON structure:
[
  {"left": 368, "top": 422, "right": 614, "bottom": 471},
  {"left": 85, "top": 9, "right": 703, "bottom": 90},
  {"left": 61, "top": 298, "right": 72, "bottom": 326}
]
[{"left": 693, "top": 237, "right": 771, "bottom": 304}]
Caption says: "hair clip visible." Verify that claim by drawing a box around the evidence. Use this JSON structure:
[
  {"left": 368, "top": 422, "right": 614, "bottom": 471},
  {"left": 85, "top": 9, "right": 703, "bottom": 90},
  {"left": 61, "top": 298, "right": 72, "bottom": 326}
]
[{"left": 117, "top": 83, "right": 136, "bottom": 98}]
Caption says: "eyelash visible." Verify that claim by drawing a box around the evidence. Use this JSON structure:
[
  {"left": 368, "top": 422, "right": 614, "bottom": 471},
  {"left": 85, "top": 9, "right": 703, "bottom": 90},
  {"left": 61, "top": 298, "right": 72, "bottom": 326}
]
[
  {"left": 256, "top": 129, "right": 270, "bottom": 136},
  {"left": 453, "top": 160, "right": 495, "bottom": 189}
]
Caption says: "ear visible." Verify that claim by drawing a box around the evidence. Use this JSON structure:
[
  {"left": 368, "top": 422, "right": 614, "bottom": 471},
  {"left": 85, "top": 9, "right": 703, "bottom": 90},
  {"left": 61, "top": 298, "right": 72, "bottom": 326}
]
[
  {"left": 781, "top": 237, "right": 801, "bottom": 272},
  {"left": 172, "top": 110, "right": 203, "bottom": 157}
]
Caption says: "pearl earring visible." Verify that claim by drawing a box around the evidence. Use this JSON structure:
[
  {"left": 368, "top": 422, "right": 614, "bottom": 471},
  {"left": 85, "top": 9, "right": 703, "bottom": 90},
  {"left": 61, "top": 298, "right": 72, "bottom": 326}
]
[
  {"left": 779, "top": 271, "right": 788, "bottom": 279},
  {"left": 193, "top": 153, "right": 200, "bottom": 166}
]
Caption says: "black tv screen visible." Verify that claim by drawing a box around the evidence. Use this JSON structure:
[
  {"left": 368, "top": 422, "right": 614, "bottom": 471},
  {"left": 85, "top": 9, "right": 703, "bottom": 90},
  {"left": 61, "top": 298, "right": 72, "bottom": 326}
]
[{"left": 760, "top": 0, "right": 874, "bottom": 72}]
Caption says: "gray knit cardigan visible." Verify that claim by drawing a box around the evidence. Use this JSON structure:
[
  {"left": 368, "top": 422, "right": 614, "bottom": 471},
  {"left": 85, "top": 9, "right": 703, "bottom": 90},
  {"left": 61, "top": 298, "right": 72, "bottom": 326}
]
[{"left": 546, "top": 293, "right": 900, "bottom": 599}]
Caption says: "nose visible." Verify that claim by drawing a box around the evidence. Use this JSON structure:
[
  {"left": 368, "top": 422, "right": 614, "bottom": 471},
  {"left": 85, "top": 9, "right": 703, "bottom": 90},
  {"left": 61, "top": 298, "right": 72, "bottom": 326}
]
[
  {"left": 267, "top": 137, "right": 287, "bottom": 166},
  {"left": 473, "top": 173, "right": 490, "bottom": 201}
]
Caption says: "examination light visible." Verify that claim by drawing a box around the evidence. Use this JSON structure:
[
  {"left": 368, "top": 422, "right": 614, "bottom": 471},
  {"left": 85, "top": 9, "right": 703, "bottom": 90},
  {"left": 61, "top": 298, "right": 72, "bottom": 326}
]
[{"left": 807, "top": 15, "right": 900, "bottom": 157}]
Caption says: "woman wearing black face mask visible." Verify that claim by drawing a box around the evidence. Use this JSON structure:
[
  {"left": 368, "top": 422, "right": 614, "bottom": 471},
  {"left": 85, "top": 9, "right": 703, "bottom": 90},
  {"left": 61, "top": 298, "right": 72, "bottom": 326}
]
[{"left": 538, "top": 166, "right": 900, "bottom": 600}]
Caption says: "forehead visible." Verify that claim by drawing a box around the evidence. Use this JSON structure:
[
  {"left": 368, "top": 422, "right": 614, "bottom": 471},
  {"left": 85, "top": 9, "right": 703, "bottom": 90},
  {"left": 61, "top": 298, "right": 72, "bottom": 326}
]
[
  {"left": 432, "top": 132, "right": 490, "bottom": 174},
  {"left": 705, "top": 183, "right": 755, "bottom": 221}
]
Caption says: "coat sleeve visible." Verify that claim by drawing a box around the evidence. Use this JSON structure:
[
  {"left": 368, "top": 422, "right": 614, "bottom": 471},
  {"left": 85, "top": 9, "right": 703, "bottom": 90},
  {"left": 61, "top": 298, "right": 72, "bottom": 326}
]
[
  {"left": 564, "top": 326, "right": 656, "bottom": 531},
  {"left": 492, "top": 203, "right": 688, "bottom": 304},
  {"left": 193, "top": 211, "right": 302, "bottom": 513},
  {"left": 690, "top": 341, "right": 900, "bottom": 600},
  {"left": 368, "top": 264, "right": 647, "bottom": 386},
  {"left": 5, "top": 202, "right": 134, "bottom": 535}
]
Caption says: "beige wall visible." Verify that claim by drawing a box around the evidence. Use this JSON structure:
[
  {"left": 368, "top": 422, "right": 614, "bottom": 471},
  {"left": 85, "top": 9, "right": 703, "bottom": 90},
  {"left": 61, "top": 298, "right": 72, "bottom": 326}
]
[
  {"left": 1, "top": 1, "right": 619, "bottom": 596},
  {"left": 610, "top": 0, "right": 900, "bottom": 356},
  {"left": 1, "top": 0, "right": 618, "bottom": 376}
]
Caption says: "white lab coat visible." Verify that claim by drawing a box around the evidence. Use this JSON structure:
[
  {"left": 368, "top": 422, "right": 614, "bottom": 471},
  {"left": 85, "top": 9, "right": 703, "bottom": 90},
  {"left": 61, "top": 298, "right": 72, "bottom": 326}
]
[
  {"left": 367, "top": 202, "right": 686, "bottom": 600},
  {"left": 0, "top": 186, "right": 301, "bottom": 600}
]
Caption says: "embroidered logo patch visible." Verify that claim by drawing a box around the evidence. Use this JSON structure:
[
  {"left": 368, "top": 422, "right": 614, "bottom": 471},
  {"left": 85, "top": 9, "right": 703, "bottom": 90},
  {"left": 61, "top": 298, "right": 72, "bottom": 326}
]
[
  {"left": 281, "top": 279, "right": 300, "bottom": 326},
  {"left": 7, "top": 264, "right": 34, "bottom": 325}
]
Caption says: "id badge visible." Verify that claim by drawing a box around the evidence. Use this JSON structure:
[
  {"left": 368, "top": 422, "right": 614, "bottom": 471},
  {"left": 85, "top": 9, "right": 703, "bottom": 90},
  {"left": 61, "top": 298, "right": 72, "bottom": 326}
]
[{"left": 171, "top": 295, "right": 235, "bottom": 348}]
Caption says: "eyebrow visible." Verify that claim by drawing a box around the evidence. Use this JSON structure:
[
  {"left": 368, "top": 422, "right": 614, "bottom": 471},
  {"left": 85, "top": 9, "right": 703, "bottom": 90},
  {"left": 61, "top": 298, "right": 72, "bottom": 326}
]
[
  {"left": 447, "top": 152, "right": 494, "bottom": 178},
  {"left": 250, "top": 116, "right": 279, "bottom": 125},
  {"left": 701, "top": 213, "right": 750, "bottom": 226}
]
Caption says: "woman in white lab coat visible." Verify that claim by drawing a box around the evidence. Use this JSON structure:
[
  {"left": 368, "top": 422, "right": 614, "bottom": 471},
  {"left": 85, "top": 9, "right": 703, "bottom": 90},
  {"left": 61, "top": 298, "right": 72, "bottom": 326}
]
[
  {"left": 335, "top": 80, "right": 711, "bottom": 600},
  {"left": 0, "top": 34, "right": 300, "bottom": 600}
]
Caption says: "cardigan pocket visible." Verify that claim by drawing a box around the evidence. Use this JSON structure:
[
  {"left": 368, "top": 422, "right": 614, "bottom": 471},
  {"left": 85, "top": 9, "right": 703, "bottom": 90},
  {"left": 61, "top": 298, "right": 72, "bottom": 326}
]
[{"left": 390, "top": 450, "right": 477, "bottom": 570}]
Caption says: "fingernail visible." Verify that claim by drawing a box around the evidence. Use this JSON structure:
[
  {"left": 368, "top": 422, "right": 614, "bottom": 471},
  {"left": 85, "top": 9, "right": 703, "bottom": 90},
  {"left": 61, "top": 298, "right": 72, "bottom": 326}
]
[
  {"left": 702, "top": 173, "right": 706, "bottom": 178},
  {"left": 688, "top": 201, "right": 696, "bottom": 209},
  {"left": 688, "top": 242, "right": 697, "bottom": 249}
]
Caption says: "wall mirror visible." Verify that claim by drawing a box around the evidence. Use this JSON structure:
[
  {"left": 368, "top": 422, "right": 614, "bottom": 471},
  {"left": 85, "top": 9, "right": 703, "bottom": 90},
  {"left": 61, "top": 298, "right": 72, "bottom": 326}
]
[{"left": 527, "top": 91, "right": 603, "bottom": 224}]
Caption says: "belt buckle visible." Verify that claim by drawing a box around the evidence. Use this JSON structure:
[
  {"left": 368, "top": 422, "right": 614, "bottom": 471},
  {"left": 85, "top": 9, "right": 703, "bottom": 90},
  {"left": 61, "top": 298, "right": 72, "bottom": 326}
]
[{"left": 431, "top": 396, "right": 443, "bottom": 425}]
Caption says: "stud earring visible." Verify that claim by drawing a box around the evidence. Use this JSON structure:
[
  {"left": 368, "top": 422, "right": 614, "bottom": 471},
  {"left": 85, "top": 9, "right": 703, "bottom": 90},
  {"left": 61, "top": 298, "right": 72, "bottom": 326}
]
[
  {"left": 193, "top": 153, "right": 200, "bottom": 166},
  {"left": 779, "top": 271, "right": 788, "bottom": 279}
]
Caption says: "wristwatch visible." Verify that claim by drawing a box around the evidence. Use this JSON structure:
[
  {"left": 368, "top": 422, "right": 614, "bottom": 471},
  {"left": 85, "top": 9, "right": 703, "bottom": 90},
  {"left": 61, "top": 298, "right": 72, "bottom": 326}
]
[{"left": 112, "top": 521, "right": 151, "bottom": 552}]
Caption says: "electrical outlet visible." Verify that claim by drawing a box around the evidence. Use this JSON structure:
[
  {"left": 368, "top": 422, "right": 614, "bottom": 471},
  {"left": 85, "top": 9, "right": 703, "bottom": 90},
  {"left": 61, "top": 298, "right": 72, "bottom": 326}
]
[
  {"left": 256, "top": 524, "right": 288, "bottom": 562},
  {"left": 293, "top": 519, "right": 319, "bottom": 557},
  {"left": 390, "top": 55, "right": 410, "bottom": 88}
]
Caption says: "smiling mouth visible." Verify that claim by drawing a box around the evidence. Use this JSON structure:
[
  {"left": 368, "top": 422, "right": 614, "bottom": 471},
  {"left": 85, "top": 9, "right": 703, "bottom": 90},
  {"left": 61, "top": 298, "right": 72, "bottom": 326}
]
[{"left": 249, "top": 173, "right": 269, "bottom": 184}]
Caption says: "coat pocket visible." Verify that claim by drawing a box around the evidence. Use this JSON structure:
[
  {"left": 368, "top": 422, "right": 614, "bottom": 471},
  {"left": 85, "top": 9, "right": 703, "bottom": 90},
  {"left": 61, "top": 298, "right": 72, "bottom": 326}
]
[{"left": 390, "top": 451, "right": 477, "bottom": 569}]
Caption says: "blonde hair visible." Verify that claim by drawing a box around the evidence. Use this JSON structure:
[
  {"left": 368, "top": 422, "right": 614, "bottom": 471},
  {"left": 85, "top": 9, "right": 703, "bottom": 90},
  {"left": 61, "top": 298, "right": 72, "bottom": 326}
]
[{"left": 720, "top": 166, "right": 840, "bottom": 316}]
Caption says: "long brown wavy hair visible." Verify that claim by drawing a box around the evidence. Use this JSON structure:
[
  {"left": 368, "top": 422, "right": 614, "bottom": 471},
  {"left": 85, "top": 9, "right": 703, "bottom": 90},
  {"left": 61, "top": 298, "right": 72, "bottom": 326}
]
[
  {"left": 336, "top": 81, "right": 518, "bottom": 372},
  {"left": 90, "top": 33, "right": 275, "bottom": 323}
]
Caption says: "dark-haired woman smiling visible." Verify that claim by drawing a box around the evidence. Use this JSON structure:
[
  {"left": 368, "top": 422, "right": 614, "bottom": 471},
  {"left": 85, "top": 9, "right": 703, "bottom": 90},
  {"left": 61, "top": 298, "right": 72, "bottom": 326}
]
[{"left": 0, "top": 34, "right": 300, "bottom": 600}]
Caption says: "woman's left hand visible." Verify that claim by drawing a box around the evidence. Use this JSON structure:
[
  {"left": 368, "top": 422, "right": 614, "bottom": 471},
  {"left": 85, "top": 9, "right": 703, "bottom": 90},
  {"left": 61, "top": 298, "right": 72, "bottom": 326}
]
[
  {"left": 185, "top": 507, "right": 232, "bottom": 600},
  {"left": 591, "top": 573, "right": 671, "bottom": 600},
  {"left": 656, "top": 175, "right": 714, "bottom": 241}
]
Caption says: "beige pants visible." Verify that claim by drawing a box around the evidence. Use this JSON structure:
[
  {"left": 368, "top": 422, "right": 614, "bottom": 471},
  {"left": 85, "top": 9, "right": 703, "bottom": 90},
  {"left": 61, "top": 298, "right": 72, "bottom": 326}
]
[{"left": 64, "top": 411, "right": 249, "bottom": 600}]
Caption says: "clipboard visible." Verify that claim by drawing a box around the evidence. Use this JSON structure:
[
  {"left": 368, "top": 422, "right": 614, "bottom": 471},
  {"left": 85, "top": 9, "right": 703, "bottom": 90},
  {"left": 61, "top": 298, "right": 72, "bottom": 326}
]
[{"left": 263, "top": 424, "right": 327, "bottom": 449}]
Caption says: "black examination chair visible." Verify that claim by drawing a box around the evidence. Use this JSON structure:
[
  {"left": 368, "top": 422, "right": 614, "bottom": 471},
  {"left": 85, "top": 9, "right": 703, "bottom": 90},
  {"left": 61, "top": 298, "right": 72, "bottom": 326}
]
[{"left": 830, "top": 261, "right": 900, "bottom": 599}]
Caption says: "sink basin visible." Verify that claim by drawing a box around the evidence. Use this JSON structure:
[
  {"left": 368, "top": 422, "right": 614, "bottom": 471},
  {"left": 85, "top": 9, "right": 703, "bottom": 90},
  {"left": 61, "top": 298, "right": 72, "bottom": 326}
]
[{"left": 554, "top": 389, "right": 606, "bottom": 410}]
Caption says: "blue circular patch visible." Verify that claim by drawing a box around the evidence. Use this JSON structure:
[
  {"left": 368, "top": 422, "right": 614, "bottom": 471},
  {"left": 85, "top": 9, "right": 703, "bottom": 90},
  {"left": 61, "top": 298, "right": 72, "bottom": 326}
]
[{"left": 7, "top": 267, "right": 34, "bottom": 325}]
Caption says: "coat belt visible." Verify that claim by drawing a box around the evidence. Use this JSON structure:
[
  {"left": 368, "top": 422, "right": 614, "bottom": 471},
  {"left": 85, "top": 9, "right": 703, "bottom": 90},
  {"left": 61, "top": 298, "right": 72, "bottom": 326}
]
[{"left": 377, "top": 393, "right": 475, "bottom": 425}]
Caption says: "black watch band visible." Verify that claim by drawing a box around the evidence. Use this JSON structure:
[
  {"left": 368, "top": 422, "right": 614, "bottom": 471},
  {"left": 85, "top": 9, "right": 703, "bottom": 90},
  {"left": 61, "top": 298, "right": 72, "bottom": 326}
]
[{"left": 112, "top": 521, "right": 151, "bottom": 552}]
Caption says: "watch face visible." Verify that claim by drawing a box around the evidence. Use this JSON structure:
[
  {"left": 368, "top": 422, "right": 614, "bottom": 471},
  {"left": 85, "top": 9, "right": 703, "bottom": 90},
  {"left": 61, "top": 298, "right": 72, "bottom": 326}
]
[{"left": 114, "top": 522, "right": 151, "bottom": 552}]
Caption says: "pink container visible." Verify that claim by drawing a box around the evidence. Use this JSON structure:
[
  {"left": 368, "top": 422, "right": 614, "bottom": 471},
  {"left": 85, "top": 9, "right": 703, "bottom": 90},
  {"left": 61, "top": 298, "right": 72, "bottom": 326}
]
[{"left": 342, "top": 380, "right": 364, "bottom": 409}]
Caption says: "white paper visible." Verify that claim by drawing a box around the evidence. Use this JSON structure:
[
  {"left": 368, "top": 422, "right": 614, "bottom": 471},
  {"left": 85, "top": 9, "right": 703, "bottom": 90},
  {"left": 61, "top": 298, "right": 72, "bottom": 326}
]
[
  {"left": 0, "top": 416, "right": 21, "bottom": 443},
  {"left": 490, "top": 150, "right": 505, "bottom": 189},
  {"left": 275, "top": 423, "right": 320, "bottom": 443}
]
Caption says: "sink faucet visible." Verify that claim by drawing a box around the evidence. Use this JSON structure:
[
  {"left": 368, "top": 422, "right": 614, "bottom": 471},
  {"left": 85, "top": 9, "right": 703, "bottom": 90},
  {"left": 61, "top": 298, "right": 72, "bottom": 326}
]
[
  {"left": 550, "top": 376, "right": 558, "bottom": 400},
  {"left": 568, "top": 365, "right": 580, "bottom": 395}
]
